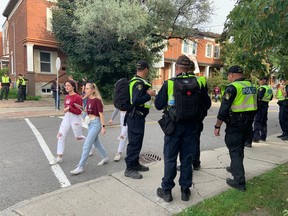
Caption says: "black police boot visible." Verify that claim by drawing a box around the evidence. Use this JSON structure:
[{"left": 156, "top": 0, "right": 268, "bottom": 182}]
[
  {"left": 281, "top": 135, "right": 288, "bottom": 141},
  {"left": 124, "top": 169, "right": 142, "bottom": 179},
  {"left": 277, "top": 133, "right": 287, "bottom": 138},
  {"left": 134, "top": 164, "right": 149, "bottom": 172},
  {"left": 181, "top": 188, "right": 191, "bottom": 201},
  {"left": 157, "top": 187, "right": 173, "bottom": 202},
  {"left": 245, "top": 142, "right": 252, "bottom": 148},
  {"left": 193, "top": 164, "right": 201, "bottom": 171},
  {"left": 226, "top": 178, "right": 246, "bottom": 192},
  {"left": 226, "top": 166, "right": 231, "bottom": 173}
]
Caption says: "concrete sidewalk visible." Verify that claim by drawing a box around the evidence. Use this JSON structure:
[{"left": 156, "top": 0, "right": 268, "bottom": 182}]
[
  {"left": 1, "top": 135, "right": 288, "bottom": 216},
  {"left": 1, "top": 98, "right": 287, "bottom": 215}
]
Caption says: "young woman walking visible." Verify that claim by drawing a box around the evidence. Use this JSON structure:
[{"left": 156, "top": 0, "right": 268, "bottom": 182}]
[
  {"left": 50, "top": 80, "right": 85, "bottom": 165},
  {"left": 70, "top": 82, "right": 108, "bottom": 175}
]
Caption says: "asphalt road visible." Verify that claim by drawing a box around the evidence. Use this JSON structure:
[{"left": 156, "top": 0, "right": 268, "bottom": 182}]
[{"left": 0, "top": 103, "right": 281, "bottom": 211}]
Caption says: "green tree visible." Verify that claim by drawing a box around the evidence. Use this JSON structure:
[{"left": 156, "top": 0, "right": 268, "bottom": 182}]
[
  {"left": 221, "top": 0, "right": 288, "bottom": 79},
  {"left": 52, "top": 0, "right": 212, "bottom": 99}
]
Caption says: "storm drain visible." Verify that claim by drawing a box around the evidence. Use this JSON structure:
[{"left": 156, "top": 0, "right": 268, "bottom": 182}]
[{"left": 139, "top": 152, "right": 162, "bottom": 164}]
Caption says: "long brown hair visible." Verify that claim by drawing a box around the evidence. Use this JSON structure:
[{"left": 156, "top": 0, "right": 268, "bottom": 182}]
[{"left": 65, "top": 80, "right": 79, "bottom": 94}]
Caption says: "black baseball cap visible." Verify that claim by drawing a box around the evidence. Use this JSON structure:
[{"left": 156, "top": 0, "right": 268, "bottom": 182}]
[
  {"left": 176, "top": 55, "right": 193, "bottom": 67},
  {"left": 136, "top": 60, "right": 149, "bottom": 70},
  {"left": 227, "top": 65, "right": 243, "bottom": 73}
]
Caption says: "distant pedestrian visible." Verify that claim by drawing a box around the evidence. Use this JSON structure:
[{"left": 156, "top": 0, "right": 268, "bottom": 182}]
[
  {"left": 124, "top": 60, "right": 156, "bottom": 179},
  {"left": 80, "top": 77, "right": 88, "bottom": 108},
  {"left": 51, "top": 78, "right": 61, "bottom": 110},
  {"left": 109, "top": 108, "right": 128, "bottom": 162},
  {"left": 49, "top": 80, "right": 85, "bottom": 165},
  {"left": 252, "top": 76, "right": 273, "bottom": 143},
  {"left": 0, "top": 72, "right": 12, "bottom": 100},
  {"left": 276, "top": 79, "right": 288, "bottom": 140},
  {"left": 15, "top": 74, "right": 26, "bottom": 103},
  {"left": 214, "top": 65, "right": 257, "bottom": 192},
  {"left": 70, "top": 82, "right": 108, "bottom": 175},
  {"left": 155, "top": 55, "right": 210, "bottom": 202},
  {"left": 214, "top": 86, "right": 221, "bottom": 102}
]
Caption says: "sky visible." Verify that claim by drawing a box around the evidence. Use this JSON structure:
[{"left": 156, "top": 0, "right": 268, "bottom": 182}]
[{"left": 0, "top": 0, "right": 236, "bottom": 33}]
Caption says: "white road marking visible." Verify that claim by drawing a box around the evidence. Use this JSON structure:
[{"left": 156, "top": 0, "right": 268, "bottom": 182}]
[{"left": 24, "top": 118, "right": 71, "bottom": 188}]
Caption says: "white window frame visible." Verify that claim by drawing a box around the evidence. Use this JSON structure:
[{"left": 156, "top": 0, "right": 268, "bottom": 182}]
[
  {"left": 46, "top": 7, "right": 53, "bottom": 32},
  {"left": 205, "top": 43, "right": 213, "bottom": 58},
  {"left": 182, "top": 40, "right": 197, "bottom": 55},
  {"left": 40, "top": 51, "right": 52, "bottom": 73},
  {"left": 214, "top": 45, "right": 220, "bottom": 59}
]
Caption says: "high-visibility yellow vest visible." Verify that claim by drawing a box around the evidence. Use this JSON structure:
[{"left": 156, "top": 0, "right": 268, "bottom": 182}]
[
  {"left": 129, "top": 76, "right": 152, "bottom": 109},
  {"left": 229, "top": 81, "right": 257, "bottom": 112},
  {"left": 259, "top": 85, "right": 273, "bottom": 102},
  {"left": 1, "top": 76, "right": 10, "bottom": 84},
  {"left": 276, "top": 86, "right": 285, "bottom": 101},
  {"left": 17, "top": 78, "right": 26, "bottom": 86}
]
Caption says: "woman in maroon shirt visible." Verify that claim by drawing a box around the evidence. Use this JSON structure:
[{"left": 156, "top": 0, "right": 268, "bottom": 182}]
[
  {"left": 70, "top": 82, "right": 108, "bottom": 175},
  {"left": 49, "top": 80, "right": 85, "bottom": 165}
]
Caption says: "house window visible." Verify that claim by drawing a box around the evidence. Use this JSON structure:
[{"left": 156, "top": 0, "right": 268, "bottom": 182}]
[
  {"left": 182, "top": 40, "right": 197, "bottom": 55},
  {"left": 46, "top": 7, "right": 53, "bottom": 31},
  {"left": 214, "top": 45, "right": 220, "bottom": 58},
  {"left": 206, "top": 43, "right": 213, "bottom": 58},
  {"left": 40, "top": 52, "right": 51, "bottom": 73}
]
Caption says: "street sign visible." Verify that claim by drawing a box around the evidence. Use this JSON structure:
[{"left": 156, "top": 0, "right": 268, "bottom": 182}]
[{"left": 56, "top": 57, "right": 61, "bottom": 71}]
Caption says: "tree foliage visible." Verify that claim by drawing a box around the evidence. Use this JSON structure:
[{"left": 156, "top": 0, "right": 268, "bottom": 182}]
[
  {"left": 221, "top": 0, "right": 288, "bottom": 79},
  {"left": 52, "top": 0, "right": 213, "bottom": 99}
]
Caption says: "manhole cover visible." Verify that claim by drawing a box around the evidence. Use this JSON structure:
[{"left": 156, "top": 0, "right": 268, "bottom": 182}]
[{"left": 139, "top": 152, "right": 162, "bottom": 164}]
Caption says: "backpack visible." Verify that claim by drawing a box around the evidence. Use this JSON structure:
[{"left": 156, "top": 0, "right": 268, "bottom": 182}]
[
  {"left": 173, "top": 76, "right": 202, "bottom": 122},
  {"left": 113, "top": 77, "right": 142, "bottom": 111}
]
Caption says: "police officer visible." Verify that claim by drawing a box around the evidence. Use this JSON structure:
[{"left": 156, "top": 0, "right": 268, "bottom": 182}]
[
  {"left": 0, "top": 72, "right": 12, "bottom": 100},
  {"left": 124, "top": 60, "right": 156, "bottom": 179},
  {"left": 276, "top": 79, "right": 288, "bottom": 140},
  {"left": 155, "top": 55, "right": 210, "bottom": 202},
  {"left": 214, "top": 66, "right": 257, "bottom": 191},
  {"left": 15, "top": 74, "right": 26, "bottom": 103},
  {"left": 252, "top": 76, "right": 273, "bottom": 142}
]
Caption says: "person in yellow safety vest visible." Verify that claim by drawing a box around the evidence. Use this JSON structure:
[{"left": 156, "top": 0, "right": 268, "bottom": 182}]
[
  {"left": 0, "top": 71, "right": 12, "bottom": 100},
  {"left": 214, "top": 65, "right": 257, "bottom": 192},
  {"left": 155, "top": 55, "right": 211, "bottom": 202},
  {"left": 15, "top": 74, "right": 26, "bottom": 103},
  {"left": 250, "top": 76, "right": 273, "bottom": 144},
  {"left": 276, "top": 79, "right": 288, "bottom": 140},
  {"left": 124, "top": 60, "right": 156, "bottom": 180}
]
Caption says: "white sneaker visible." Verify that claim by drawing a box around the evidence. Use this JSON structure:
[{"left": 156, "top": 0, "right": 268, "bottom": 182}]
[
  {"left": 49, "top": 157, "right": 63, "bottom": 166},
  {"left": 70, "top": 166, "right": 84, "bottom": 175},
  {"left": 89, "top": 149, "right": 93, "bottom": 156},
  {"left": 97, "top": 157, "right": 109, "bottom": 166},
  {"left": 114, "top": 153, "right": 121, "bottom": 162}
]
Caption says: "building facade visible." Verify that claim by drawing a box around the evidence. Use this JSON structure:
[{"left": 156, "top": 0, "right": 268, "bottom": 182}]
[{"left": 2, "top": 0, "right": 67, "bottom": 96}]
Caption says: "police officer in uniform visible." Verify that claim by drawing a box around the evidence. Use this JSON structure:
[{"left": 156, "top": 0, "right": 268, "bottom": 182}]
[
  {"left": 214, "top": 66, "right": 257, "bottom": 191},
  {"left": 124, "top": 60, "right": 156, "bottom": 179},
  {"left": 252, "top": 76, "right": 273, "bottom": 142},
  {"left": 276, "top": 79, "right": 288, "bottom": 140},
  {"left": 155, "top": 55, "right": 210, "bottom": 202},
  {"left": 15, "top": 74, "right": 26, "bottom": 102},
  {"left": 0, "top": 72, "right": 12, "bottom": 100}
]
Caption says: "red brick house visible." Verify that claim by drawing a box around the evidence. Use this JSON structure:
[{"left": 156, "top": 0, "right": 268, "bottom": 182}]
[
  {"left": 153, "top": 32, "right": 223, "bottom": 91},
  {"left": 0, "top": 31, "right": 9, "bottom": 69},
  {"left": 2, "top": 0, "right": 67, "bottom": 96}
]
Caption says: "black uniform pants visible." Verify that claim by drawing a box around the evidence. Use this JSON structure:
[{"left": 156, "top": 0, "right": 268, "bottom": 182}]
[
  {"left": 162, "top": 122, "right": 199, "bottom": 190},
  {"left": 17, "top": 86, "right": 25, "bottom": 102},
  {"left": 191, "top": 122, "right": 203, "bottom": 167},
  {"left": 125, "top": 114, "right": 145, "bottom": 170},
  {"left": 0, "top": 85, "right": 10, "bottom": 100},
  {"left": 279, "top": 103, "right": 288, "bottom": 134},
  {"left": 225, "top": 120, "right": 253, "bottom": 184},
  {"left": 253, "top": 106, "right": 268, "bottom": 140}
]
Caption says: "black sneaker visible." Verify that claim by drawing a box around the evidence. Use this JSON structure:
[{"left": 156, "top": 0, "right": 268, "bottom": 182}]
[
  {"left": 226, "top": 178, "right": 246, "bottom": 192},
  {"left": 135, "top": 164, "right": 149, "bottom": 172},
  {"left": 157, "top": 187, "right": 173, "bottom": 202},
  {"left": 181, "top": 188, "right": 191, "bottom": 201},
  {"left": 226, "top": 166, "right": 231, "bottom": 173},
  {"left": 124, "top": 169, "right": 142, "bottom": 179},
  {"left": 193, "top": 164, "right": 201, "bottom": 171},
  {"left": 252, "top": 139, "right": 259, "bottom": 143},
  {"left": 260, "top": 138, "right": 266, "bottom": 141}
]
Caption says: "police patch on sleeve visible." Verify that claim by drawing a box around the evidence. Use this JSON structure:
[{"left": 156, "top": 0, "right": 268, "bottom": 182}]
[
  {"left": 224, "top": 93, "right": 231, "bottom": 100},
  {"left": 136, "top": 84, "right": 143, "bottom": 91}
]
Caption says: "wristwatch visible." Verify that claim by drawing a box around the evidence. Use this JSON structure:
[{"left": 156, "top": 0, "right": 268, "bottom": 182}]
[
  {"left": 102, "top": 125, "right": 106, "bottom": 128},
  {"left": 214, "top": 125, "right": 221, "bottom": 129}
]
